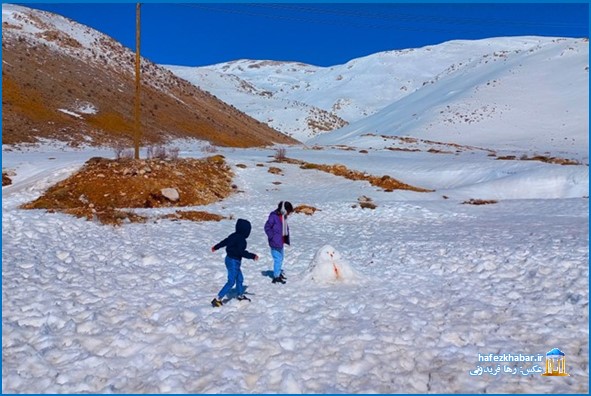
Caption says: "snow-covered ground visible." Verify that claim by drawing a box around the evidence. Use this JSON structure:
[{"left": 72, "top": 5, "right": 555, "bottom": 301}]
[{"left": 2, "top": 140, "right": 588, "bottom": 393}]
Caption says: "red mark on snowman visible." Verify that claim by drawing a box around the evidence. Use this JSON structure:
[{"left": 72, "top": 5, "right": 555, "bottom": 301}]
[{"left": 329, "top": 251, "right": 340, "bottom": 279}]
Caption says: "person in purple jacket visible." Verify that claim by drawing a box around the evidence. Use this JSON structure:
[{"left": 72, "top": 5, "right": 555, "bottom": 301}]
[{"left": 264, "top": 201, "right": 294, "bottom": 284}]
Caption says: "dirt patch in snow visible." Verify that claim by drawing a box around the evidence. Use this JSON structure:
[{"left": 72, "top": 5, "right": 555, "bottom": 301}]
[
  {"left": 158, "top": 210, "right": 226, "bottom": 222},
  {"left": 294, "top": 204, "right": 319, "bottom": 216},
  {"left": 21, "top": 155, "right": 234, "bottom": 225},
  {"left": 279, "top": 158, "right": 433, "bottom": 193},
  {"left": 2, "top": 172, "right": 13, "bottom": 186},
  {"left": 462, "top": 199, "right": 498, "bottom": 205},
  {"left": 497, "top": 154, "right": 582, "bottom": 165}
]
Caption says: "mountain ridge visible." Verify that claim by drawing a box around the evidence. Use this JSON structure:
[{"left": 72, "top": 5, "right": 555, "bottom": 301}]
[{"left": 170, "top": 36, "right": 588, "bottom": 159}]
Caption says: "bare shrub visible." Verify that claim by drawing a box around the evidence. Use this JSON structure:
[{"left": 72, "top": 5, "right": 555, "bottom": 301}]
[
  {"left": 146, "top": 145, "right": 179, "bottom": 160},
  {"left": 147, "top": 146, "right": 168, "bottom": 160},
  {"left": 201, "top": 144, "right": 218, "bottom": 153},
  {"left": 168, "top": 147, "right": 180, "bottom": 160},
  {"left": 119, "top": 149, "right": 134, "bottom": 159},
  {"left": 274, "top": 148, "right": 287, "bottom": 161},
  {"left": 113, "top": 142, "right": 133, "bottom": 160}
]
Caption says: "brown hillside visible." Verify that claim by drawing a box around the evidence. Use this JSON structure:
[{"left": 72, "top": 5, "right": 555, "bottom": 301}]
[{"left": 2, "top": 6, "right": 298, "bottom": 148}]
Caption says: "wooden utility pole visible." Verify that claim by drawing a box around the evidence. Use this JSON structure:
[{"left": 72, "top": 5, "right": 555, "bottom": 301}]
[{"left": 134, "top": 3, "right": 141, "bottom": 159}]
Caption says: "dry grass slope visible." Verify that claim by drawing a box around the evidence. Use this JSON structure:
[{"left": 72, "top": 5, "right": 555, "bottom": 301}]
[{"left": 2, "top": 18, "right": 298, "bottom": 148}]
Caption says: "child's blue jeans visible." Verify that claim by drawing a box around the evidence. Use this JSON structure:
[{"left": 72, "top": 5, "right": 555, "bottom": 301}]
[
  {"left": 218, "top": 256, "right": 243, "bottom": 298},
  {"left": 271, "top": 247, "right": 284, "bottom": 278}
]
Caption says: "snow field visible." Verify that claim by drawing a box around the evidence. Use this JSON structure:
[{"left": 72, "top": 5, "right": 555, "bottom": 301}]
[{"left": 2, "top": 143, "right": 588, "bottom": 393}]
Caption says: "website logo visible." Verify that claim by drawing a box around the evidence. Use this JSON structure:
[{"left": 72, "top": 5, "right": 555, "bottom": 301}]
[{"left": 542, "top": 348, "right": 570, "bottom": 376}]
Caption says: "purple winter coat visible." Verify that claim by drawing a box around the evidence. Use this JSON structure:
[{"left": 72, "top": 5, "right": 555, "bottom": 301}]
[{"left": 264, "top": 210, "right": 290, "bottom": 249}]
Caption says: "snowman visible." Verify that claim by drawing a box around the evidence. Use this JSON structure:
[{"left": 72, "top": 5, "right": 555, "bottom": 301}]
[{"left": 305, "top": 244, "right": 360, "bottom": 283}]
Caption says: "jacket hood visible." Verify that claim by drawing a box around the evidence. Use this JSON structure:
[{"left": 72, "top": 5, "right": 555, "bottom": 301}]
[{"left": 235, "top": 218, "right": 252, "bottom": 238}]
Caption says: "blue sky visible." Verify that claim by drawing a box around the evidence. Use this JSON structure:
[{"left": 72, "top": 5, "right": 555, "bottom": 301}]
[{"left": 19, "top": 2, "right": 590, "bottom": 67}]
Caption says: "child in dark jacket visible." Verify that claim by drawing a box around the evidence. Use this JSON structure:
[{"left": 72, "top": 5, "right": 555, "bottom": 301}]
[{"left": 211, "top": 218, "right": 258, "bottom": 307}]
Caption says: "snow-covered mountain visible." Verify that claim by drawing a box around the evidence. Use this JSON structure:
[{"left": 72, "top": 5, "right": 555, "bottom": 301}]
[
  {"left": 2, "top": 4, "right": 295, "bottom": 147},
  {"left": 310, "top": 37, "right": 589, "bottom": 159},
  {"left": 166, "top": 60, "right": 350, "bottom": 141},
  {"left": 167, "top": 37, "right": 588, "bottom": 160}
]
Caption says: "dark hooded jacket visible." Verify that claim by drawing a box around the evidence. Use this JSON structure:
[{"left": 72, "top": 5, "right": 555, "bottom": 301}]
[{"left": 213, "top": 219, "right": 256, "bottom": 261}]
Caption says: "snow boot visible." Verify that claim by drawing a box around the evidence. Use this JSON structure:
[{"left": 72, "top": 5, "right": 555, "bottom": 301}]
[
  {"left": 280, "top": 271, "right": 287, "bottom": 281},
  {"left": 237, "top": 295, "right": 251, "bottom": 302},
  {"left": 272, "top": 277, "right": 286, "bottom": 284},
  {"left": 211, "top": 298, "right": 223, "bottom": 307}
]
